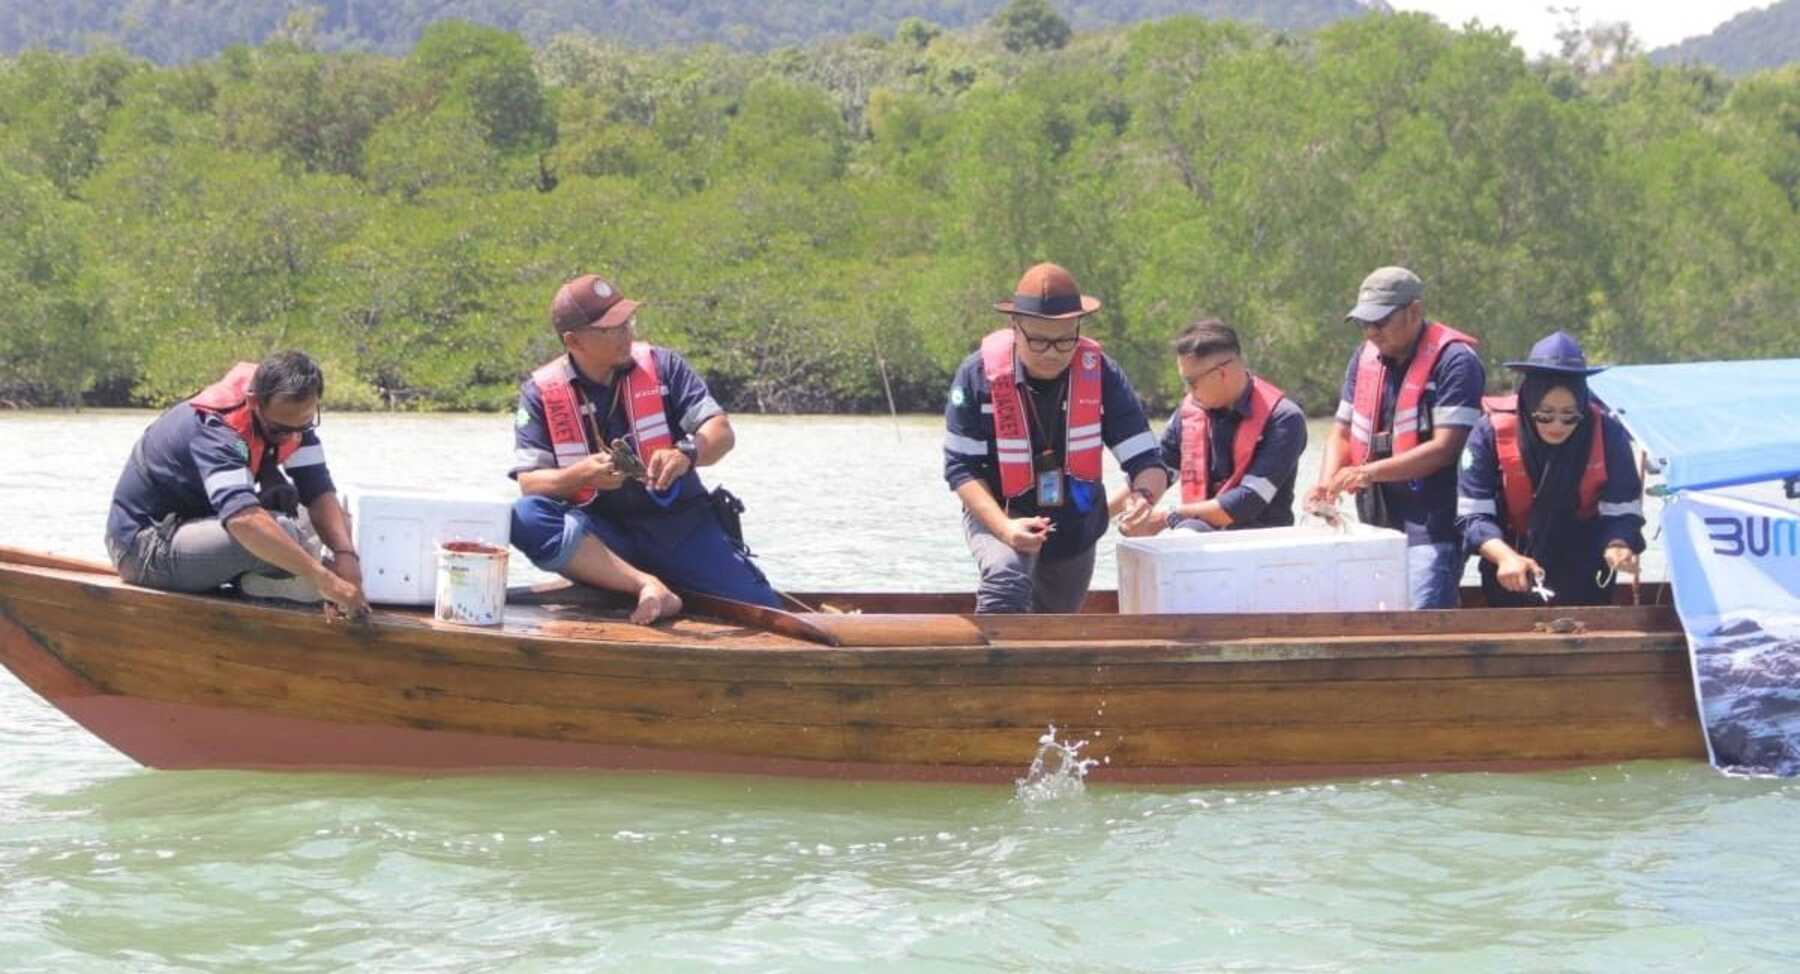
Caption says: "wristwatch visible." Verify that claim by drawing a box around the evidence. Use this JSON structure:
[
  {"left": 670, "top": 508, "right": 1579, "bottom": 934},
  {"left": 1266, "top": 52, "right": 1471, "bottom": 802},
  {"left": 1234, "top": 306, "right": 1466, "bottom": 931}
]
[{"left": 676, "top": 439, "right": 699, "bottom": 465}]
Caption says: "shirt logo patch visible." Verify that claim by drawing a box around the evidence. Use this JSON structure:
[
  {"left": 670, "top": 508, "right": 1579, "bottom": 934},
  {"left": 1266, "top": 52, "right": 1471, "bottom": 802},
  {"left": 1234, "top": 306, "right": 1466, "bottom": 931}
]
[
  {"left": 232, "top": 439, "right": 250, "bottom": 461},
  {"left": 1459, "top": 447, "right": 1474, "bottom": 471},
  {"left": 515, "top": 406, "right": 532, "bottom": 428},
  {"left": 950, "top": 386, "right": 966, "bottom": 407}
]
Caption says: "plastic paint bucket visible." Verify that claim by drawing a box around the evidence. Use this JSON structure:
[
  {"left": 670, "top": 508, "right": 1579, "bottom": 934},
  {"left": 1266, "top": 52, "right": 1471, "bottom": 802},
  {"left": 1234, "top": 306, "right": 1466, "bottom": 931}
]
[{"left": 435, "top": 541, "right": 508, "bottom": 626}]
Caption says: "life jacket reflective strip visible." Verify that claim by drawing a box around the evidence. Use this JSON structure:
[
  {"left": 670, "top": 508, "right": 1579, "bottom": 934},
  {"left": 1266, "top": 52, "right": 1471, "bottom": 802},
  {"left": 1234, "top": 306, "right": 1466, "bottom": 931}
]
[
  {"left": 531, "top": 344, "right": 670, "bottom": 506},
  {"left": 1179, "top": 375, "right": 1286, "bottom": 504},
  {"left": 1484, "top": 394, "right": 1609, "bottom": 536},
  {"left": 1347, "top": 321, "right": 1478, "bottom": 464},
  {"left": 188, "top": 362, "right": 299, "bottom": 479},
  {"left": 980, "top": 329, "right": 1104, "bottom": 499}
]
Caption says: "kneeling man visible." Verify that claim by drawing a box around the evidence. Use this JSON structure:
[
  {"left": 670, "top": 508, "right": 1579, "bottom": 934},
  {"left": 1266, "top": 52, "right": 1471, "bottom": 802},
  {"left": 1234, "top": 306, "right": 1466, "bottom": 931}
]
[
  {"left": 509, "top": 273, "right": 779, "bottom": 624},
  {"left": 105, "top": 350, "right": 368, "bottom": 619},
  {"left": 943, "top": 263, "right": 1168, "bottom": 613}
]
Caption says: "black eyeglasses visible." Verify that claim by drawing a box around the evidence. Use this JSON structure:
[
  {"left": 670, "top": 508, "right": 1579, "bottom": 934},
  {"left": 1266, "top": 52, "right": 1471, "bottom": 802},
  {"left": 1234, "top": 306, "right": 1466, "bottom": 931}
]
[
  {"left": 1529, "top": 411, "right": 1582, "bottom": 428},
  {"left": 1014, "top": 324, "right": 1081, "bottom": 354}
]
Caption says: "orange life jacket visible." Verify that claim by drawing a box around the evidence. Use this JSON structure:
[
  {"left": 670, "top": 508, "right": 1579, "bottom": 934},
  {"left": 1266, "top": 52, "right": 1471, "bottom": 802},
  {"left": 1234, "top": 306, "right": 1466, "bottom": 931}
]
[
  {"left": 531, "top": 344, "right": 672, "bottom": 506},
  {"left": 1483, "top": 394, "right": 1609, "bottom": 536},
  {"left": 1179, "top": 375, "right": 1286, "bottom": 504},
  {"left": 981, "top": 329, "right": 1105, "bottom": 499},
  {"left": 187, "top": 362, "right": 300, "bottom": 478},
  {"left": 1347, "top": 321, "right": 1478, "bottom": 464}
]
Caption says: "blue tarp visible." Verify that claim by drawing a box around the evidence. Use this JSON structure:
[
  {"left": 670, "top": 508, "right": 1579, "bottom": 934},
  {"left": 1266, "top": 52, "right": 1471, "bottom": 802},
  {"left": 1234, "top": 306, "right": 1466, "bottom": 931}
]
[{"left": 1589, "top": 360, "right": 1800, "bottom": 493}]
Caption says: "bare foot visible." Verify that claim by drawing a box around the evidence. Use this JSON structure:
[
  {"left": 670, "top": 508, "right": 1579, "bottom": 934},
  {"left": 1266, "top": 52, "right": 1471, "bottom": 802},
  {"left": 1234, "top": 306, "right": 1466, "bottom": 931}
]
[{"left": 629, "top": 579, "right": 683, "bottom": 625}]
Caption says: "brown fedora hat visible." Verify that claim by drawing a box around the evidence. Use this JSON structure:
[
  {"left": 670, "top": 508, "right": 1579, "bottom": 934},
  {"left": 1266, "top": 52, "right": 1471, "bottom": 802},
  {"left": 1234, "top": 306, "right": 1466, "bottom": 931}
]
[{"left": 993, "top": 262, "right": 1102, "bottom": 320}]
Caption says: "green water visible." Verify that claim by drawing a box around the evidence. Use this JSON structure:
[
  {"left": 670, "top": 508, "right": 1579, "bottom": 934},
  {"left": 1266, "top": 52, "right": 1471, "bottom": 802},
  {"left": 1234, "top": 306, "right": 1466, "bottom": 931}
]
[{"left": 3, "top": 411, "right": 1778, "bottom": 973}]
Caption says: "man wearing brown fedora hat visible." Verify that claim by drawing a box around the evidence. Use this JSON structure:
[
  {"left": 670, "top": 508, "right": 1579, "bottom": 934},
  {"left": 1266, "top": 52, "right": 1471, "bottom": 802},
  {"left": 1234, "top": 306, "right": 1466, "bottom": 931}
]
[
  {"left": 507, "top": 273, "right": 779, "bottom": 624},
  {"left": 943, "top": 262, "right": 1167, "bottom": 613}
]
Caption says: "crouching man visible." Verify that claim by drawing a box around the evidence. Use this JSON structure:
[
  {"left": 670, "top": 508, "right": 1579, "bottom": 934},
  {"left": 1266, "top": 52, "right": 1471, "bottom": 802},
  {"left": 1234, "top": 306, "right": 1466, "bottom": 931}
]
[
  {"left": 104, "top": 350, "right": 368, "bottom": 620},
  {"left": 509, "top": 273, "right": 779, "bottom": 624}
]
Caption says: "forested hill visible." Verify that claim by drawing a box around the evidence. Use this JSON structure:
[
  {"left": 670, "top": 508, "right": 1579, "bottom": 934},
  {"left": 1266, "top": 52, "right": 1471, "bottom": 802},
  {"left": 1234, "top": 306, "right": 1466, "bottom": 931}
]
[
  {"left": 0, "top": 0, "right": 1379, "bottom": 61},
  {"left": 1651, "top": 0, "right": 1800, "bottom": 75}
]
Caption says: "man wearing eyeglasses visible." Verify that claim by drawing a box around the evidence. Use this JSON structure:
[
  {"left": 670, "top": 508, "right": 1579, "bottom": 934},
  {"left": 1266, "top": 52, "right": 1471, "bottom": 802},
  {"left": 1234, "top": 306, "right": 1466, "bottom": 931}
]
[
  {"left": 509, "top": 273, "right": 779, "bottom": 625},
  {"left": 1310, "top": 266, "right": 1486, "bottom": 609},
  {"left": 105, "top": 350, "right": 369, "bottom": 619},
  {"left": 943, "top": 262, "right": 1167, "bottom": 613},
  {"left": 1115, "top": 318, "right": 1307, "bottom": 536}
]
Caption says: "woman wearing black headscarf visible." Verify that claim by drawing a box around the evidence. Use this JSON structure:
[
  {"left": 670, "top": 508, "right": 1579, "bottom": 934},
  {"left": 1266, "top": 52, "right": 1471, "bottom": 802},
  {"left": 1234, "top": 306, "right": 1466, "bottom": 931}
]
[{"left": 1456, "top": 331, "right": 1647, "bottom": 607}]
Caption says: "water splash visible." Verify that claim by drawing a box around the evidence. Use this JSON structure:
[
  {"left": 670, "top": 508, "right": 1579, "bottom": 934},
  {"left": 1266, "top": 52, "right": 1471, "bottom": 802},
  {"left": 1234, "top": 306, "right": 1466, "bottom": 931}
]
[{"left": 1014, "top": 725, "right": 1098, "bottom": 802}]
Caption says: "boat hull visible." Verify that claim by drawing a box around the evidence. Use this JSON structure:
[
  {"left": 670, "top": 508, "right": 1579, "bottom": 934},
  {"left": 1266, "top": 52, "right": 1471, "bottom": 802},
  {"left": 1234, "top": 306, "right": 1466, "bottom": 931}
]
[{"left": 0, "top": 554, "right": 1709, "bottom": 783}]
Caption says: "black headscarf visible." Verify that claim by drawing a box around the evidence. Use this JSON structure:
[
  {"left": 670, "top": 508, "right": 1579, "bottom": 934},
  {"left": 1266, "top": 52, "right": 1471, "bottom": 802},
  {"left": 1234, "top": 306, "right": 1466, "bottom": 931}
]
[{"left": 1514, "top": 371, "right": 1597, "bottom": 560}]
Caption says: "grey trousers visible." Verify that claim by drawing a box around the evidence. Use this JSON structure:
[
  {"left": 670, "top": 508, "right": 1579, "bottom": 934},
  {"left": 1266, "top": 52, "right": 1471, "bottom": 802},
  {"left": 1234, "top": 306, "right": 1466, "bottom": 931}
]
[
  {"left": 962, "top": 510, "right": 1098, "bottom": 614},
  {"left": 107, "top": 511, "right": 311, "bottom": 593}
]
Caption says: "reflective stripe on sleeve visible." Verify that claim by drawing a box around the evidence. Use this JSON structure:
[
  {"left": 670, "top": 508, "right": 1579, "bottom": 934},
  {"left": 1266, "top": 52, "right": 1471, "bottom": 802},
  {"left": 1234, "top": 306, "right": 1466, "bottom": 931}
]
[
  {"left": 1241, "top": 475, "right": 1277, "bottom": 503},
  {"left": 1432, "top": 405, "right": 1482, "bottom": 427},
  {"left": 1457, "top": 496, "right": 1498, "bottom": 516},
  {"left": 1109, "top": 431, "right": 1158, "bottom": 464},
  {"left": 944, "top": 433, "right": 990, "bottom": 456},
  {"left": 204, "top": 468, "right": 252, "bottom": 497},
  {"left": 283, "top": 445, "right": 325, "bottom": 468},
  {"left": 1598, "top": 499, "right": 1643, "bottom": 518}
]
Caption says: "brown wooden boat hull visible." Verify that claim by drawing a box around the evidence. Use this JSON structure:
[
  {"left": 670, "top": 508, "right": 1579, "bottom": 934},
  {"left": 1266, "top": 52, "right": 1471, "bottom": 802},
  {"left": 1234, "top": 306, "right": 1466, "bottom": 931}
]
[{"left": 0, "top": 553, "right": 1709, "bottom": 783}]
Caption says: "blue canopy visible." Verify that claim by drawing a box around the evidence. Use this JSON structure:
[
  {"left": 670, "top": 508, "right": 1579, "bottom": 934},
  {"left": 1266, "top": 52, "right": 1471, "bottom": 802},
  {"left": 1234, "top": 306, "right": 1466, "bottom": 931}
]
[{"left": 1588, "top": 359, "right": 1800, "bottom": 492}]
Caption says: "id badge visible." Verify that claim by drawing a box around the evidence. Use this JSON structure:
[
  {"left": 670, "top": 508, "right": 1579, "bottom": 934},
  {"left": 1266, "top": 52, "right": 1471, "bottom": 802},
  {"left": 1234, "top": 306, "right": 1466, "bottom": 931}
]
[{"left": 1035, "top": 467, "right": 1064, "bottom": 508}]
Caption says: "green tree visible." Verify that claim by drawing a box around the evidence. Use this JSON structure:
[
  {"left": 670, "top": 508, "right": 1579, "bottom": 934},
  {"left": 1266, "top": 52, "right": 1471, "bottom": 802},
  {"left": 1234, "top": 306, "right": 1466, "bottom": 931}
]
[{"left": 992, "top": 0, "right": 1073, "bottom": 54}]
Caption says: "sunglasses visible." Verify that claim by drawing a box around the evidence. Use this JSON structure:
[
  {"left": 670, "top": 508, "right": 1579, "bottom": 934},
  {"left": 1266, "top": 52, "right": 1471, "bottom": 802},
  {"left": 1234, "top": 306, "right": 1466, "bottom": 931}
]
[
  {"left": 1014, "top": 324, "right": 1081, "bottom": 354},
  {"left": 1530, "top": 411, "right": 1582, "bottom": 428},
  {"left": 260, "top": 409, "right": 321, "bottom": 438}
]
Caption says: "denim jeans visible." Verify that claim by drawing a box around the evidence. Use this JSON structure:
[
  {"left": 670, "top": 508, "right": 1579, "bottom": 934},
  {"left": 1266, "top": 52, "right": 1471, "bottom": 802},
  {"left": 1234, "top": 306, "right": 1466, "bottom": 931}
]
[{"left": 1407, "top": 541, "right": 1464, "bottom": 610}]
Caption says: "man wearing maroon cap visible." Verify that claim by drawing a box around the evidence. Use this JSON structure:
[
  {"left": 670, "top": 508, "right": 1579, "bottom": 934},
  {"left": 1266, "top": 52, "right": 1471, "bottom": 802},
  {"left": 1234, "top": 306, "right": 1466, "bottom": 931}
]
[
  {"left": 508, "top": 273, "right": 779, "bottom": 623},
  {"left": 942, "top": 263, "right": 1168, "bottom": 613}
]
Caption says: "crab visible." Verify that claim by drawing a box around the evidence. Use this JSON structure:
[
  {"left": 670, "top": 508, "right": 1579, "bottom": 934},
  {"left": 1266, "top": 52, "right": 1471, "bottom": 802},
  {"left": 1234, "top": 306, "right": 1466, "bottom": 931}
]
[
  {"left": 1302, "top": 496, "right": 1347, "bottom": 530},
  {"left": 605, "top": 437, "right": 650, "bottom": 483},
  {"left": 1532, "top": 617, "right": 1588, "bottom": 635}
]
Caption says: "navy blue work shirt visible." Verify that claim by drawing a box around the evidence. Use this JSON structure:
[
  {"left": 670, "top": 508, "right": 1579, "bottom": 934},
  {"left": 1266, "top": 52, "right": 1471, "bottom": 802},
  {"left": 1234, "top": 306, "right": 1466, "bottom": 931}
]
[
  {"left": 1156, "top": 377, "right": 1308, "bottom": 529},
  {"left": 942, "top": 346, "right": 1163, "bottom": 559},
  {"left": 1334, "top": 337, "right": 1486, "bottom": 545},
  {"left": 107, "top": 405, "right": 334, "bottom": 552},
  {"left": 1455, "top": 413, "right": 1646, "bottom": 555},
  {"left": 510, "top": 349, "right": 723, "bottom": 519}
]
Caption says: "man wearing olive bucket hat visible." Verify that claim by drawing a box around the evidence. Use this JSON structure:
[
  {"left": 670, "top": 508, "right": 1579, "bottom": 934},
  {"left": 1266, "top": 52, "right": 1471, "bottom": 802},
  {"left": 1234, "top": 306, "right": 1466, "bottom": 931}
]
[
  {"left": 1456, "top": 330, "right": 1645, "bottom": 607},
  {"left": 507, "top": 273, "right": 780, "bottom": 625},
  {"left": 942, "top": 262, "right": 1168, "bottom": 613}
]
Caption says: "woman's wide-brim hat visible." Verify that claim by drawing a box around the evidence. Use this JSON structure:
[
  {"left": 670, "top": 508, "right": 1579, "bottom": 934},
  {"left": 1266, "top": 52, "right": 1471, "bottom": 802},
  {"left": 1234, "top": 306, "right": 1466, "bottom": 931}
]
[
  {"left": 1504, "top": 330, "right": 1608, "bottom": 376},
  {"left": 993, "top": 262, "right": 1102, "bottom": 320}
]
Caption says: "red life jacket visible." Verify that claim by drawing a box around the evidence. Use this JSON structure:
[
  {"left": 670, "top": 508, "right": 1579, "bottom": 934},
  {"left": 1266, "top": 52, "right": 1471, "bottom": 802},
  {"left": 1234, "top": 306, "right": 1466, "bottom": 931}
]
[
  {"left": 1347, "top": 321, "right": 1478, "bottom": 464},
  {"left": 188, "top": 362, "right": 300, "bottom": 478},
  {"left": 981, "top": 329, "right": 1104, "bottom": 499},
  {"left": 531, "top": 344, "right": 672, "bottom": 506},
  {"left": 1179, "top": 375, "right": 1286, "bottom": 504},
  {"left": 1483, "top": 394, "right": 1609, "bottom": 536}
]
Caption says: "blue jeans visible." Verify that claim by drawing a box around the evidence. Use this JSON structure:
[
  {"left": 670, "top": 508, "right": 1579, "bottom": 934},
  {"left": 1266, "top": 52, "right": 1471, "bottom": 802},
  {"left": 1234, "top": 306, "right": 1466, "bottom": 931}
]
[
  {"left": 511, "top": 495, "right": 780, "bottom": 608},
  {"left": 1407, "top": 541, "right": 1463, "bottom": 610}
]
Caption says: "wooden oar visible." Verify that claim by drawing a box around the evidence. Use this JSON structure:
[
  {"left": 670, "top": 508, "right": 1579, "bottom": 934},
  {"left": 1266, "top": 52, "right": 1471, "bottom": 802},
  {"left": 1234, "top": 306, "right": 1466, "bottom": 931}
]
[{"left": 0, "top": 545, "right": 116, "bottom": 576}]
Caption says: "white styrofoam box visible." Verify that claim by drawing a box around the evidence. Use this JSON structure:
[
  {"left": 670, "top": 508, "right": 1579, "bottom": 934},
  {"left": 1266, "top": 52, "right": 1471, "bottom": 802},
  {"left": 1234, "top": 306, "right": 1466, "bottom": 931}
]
[
  {"left": 341, "top": 486, "right": 513, "bottom": 606},
  {"left": 1117, "top": 523, "right": 1408, "bottom": 615}
]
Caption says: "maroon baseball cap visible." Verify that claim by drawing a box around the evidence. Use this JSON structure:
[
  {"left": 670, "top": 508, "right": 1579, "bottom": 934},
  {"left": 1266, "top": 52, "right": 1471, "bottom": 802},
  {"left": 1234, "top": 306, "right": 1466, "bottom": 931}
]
[{"left": 551, "top": 274, "right": 640, "bottom": 333}]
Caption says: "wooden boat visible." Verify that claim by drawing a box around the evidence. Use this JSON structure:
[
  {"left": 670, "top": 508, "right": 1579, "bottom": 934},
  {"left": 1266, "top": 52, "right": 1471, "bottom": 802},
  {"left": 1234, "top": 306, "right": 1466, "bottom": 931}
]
[{"left": 0, "top": 544, "right": 1706, "bottom": 783}]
